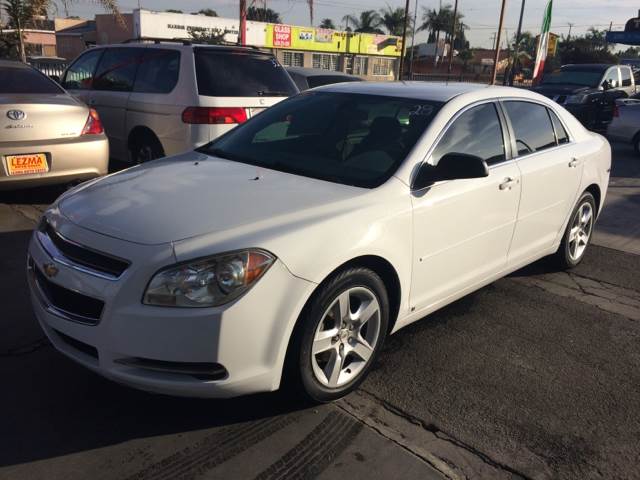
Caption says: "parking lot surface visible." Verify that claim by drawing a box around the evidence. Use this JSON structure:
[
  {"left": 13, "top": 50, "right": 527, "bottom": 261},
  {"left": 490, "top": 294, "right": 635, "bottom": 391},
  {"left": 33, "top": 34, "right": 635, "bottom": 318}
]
[{"left": 1, "top": 142, "right": 639, "bottom": 480}]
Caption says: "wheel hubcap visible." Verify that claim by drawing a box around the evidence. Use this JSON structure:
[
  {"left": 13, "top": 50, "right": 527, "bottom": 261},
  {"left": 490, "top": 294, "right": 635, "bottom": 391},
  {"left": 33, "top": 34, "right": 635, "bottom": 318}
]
[
  {"left": 568, "top": 202, "right": 593, "bottom": 262},
  {"left": 311, "top": 287, "right": 381, "bottom": 389}
]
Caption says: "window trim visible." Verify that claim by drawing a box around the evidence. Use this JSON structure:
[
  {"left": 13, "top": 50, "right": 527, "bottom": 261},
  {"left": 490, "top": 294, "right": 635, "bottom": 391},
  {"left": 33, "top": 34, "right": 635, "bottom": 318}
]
[
  {"left": 132, "top": 48, "right": 181, "bottom": 94},
  {"left": 410, "top": 99, "right": 512, "bottom": 191},
  {"left": 61, "top": 47, "right": 105, "bottom": 91},
  {"left": 497, "top": 98, "right": 575, "bottom": 163}
]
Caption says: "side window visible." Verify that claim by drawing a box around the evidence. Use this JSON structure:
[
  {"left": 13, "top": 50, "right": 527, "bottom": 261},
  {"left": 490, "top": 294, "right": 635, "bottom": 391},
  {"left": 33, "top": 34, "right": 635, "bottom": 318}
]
[
  {"left": 621, "top": 67, "right": 633, "bottom": 87},
  {"left": 133, "top": 49, "right": 180, "bottom": 94},
  {"left": 61, "top": 49, "right": 103, "bottom": 90},
  {"left": 503, "top": 101, "right": 556, "bottom": 155},
  {"left": 602, "top": 67, "right": 620, "bottom": 88},
  {"left": 548, "top": 109, "right": 569, "bottom": 145},
  {"left": 432, "top": 103, "right": 506, "bottom": 166},
  {"left": 93, "top": 48, "right": 141, "bottom": 92}
]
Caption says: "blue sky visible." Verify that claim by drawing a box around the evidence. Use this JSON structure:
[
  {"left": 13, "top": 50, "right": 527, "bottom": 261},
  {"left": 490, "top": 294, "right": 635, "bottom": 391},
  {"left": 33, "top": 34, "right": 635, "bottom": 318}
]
[{"left": 62, "top": 0, "right": 639, "bottom": 49}]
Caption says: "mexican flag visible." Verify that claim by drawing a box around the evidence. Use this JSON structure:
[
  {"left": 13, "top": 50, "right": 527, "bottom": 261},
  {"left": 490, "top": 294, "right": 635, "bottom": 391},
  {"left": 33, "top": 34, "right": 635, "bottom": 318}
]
[{"left": 532, "top": 0, "right": 553, "bottom": 85}]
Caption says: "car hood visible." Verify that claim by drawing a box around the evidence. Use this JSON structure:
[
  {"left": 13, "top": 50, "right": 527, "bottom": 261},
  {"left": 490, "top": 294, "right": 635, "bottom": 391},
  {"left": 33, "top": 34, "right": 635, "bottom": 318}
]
[
  {"left": 58, "top": 152, "right": 367, "bottom": 245},
  {"left": 531, "top": 84, "right": 593, "bottom": 97}
]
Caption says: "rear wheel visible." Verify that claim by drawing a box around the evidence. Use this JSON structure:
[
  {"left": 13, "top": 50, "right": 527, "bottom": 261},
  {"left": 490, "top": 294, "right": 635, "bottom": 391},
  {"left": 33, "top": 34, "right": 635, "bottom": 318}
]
[
  {"left": 288, "top": 267, "right": 389, "bottom": 403},
  {"left": 554, "top": 192, "right": 596, "bottom": 269},
  {"left": 129, "top": 132, "right": 164, "bottom": 164}
]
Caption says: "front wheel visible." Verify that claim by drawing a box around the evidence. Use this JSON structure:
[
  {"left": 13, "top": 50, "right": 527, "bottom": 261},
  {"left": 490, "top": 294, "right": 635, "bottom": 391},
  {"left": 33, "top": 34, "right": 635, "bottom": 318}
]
[
  {"left": 554, "top": 192, "right": 596, "bottom": 269},
  {"left": 289, "top": 267, "right": 389, "bottom": 403}
]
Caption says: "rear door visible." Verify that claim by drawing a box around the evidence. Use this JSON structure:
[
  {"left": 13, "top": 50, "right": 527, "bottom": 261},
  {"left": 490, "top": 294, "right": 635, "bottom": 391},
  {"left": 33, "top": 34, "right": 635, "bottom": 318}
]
[
  {"left": 193, "top": 48, "right": 299, "bottom": 140},
  {"left": 502, "top": 100, "right": 583, "bottom": 265},
  {"left": 91, "top": 47, "right": 142, "bottom": 161}
]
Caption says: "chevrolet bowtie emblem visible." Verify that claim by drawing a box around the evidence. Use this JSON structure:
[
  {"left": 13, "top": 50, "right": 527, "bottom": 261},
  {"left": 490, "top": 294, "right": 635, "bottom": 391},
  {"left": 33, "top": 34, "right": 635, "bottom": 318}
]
[{"left": 43, "top": 262, "right": 59, "bottom": 278}]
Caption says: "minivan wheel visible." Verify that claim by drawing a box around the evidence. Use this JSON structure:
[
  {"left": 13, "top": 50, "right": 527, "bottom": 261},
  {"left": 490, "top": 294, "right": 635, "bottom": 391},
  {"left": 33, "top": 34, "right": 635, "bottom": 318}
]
[
  {"left": 130, "top": 133, "right": 164, "bottom": 164},
  {"left": 290, "top": 267, "right": 389, "bottom": 403},
  {"left": 555, "top": 192, "right": 596, "bottom": 269}
]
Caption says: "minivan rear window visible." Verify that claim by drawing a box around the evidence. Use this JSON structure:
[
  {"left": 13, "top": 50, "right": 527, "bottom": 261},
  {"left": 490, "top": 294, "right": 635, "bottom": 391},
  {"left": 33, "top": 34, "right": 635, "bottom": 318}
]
[
  {"left": 0, "top": 65, "right": 63, "bottom": 94},
  {"left": 194, "top": 49, "right": 298, "bottom": 97}
]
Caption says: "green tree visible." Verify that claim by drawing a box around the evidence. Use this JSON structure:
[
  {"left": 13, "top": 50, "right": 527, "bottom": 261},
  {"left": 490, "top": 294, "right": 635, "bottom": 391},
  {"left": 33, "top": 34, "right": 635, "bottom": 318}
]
[
  {"left": 189, "top": 28, "right": 225, "bottom": 44},
  {"left": 342, "top": 10, "right": 383, "bottom": 34},
  {"left": 193, "top": 8, "right": 217, "bottom": 17},
  {"left": 246, "top": 6, "right": 281, "bottom": 23},
  {"left": 165, "top": 9, "right": 183, "bottom": 13},
  {"left": 379, "top": 5, "right": 407, "bottom": 36},
  {"left": 319, "top": 18, "right": 335, "bottom": 29},
  {"left": 458, "top": 48, "right": 473, "bottom": 72}
]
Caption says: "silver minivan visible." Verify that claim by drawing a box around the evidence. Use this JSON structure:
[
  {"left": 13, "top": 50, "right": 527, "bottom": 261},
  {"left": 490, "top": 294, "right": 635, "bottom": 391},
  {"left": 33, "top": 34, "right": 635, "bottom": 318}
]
[{"left": 61, "top": 41, "right": 298, "bottom": 163}]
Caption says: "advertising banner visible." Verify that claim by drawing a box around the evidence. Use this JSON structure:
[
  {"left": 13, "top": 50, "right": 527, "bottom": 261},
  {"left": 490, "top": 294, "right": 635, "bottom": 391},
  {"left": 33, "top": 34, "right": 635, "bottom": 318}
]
[{"left": 273, "top": 24, "right": 291, "bottom": 47}]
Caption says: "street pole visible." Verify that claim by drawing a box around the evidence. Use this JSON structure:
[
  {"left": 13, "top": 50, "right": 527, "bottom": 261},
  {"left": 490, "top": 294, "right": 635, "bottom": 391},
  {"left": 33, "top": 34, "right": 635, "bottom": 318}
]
[
  {"left": 239, "top": 0, "right": 247, "bottom": 45},
  {"left": 490, "top": 0, "right": 507, "bottom": 85},
  {"left": 508, "top": 0, "right": 525, "bottom": 85},
  {"left": 398, "top": 0, "right": 411, "bottom": 80},
  {"left": 409, "top": 0, "right": 418, "bottom": 76},
  {"left": 567, "top": 22, "right": 573, "bottom": 40},
  {"left": 447, "top": 0, "right": 458, "bottom": 75}
]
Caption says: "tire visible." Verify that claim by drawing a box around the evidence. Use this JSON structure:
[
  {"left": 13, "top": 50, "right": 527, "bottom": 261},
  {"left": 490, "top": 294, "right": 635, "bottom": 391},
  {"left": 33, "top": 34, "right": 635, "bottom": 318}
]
[
  {"left": 633, "top": 134, "right": 640, "bottom": 156},
  {"left": 287, "top": 267, "right": 389, "bottom": 403},
  {"left": 554, "top": 192, "right": 596, "bottom": 269},
  {"left": 129, "top": 131, "right": 164, "bottom": 164}
]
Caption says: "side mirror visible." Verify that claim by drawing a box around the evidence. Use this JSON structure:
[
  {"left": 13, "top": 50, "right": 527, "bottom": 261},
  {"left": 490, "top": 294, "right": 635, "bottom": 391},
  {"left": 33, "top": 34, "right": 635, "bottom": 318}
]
[{"left": 413, "top": 153, "right": 489, "bottom": 190}]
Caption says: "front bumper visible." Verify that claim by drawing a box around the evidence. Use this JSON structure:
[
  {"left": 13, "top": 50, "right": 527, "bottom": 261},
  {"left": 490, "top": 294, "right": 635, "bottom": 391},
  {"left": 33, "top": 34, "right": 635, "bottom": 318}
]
[
  {"left": 0, "top": 135, "right": 108, "bottom": 190},
  {"left": 27, "top": 213, "right": 314, "bottom": 398}
]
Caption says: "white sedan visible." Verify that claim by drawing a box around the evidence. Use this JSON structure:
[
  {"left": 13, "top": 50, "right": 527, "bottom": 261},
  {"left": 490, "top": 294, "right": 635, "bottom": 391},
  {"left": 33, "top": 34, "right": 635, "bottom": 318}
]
[{"left": 28, "top": 82, "right": 611, "bottom": 402}]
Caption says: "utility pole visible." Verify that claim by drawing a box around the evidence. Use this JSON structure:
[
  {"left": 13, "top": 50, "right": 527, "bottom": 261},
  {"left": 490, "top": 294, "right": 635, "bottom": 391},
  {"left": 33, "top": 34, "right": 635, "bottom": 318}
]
[
  {"left": 567, "top": 22, "right": 573, "bottom": 40},
  {"left": 447, "top": 0, "right": 458, "bottom": 75},
  {"left": 398, "top": 0, "right": 412, "bottom": 79},
  {"left": 508, "top": 0, "right": 525, "bottom": 85},
  {"left": 490, "top": 0, "right": 507, "bottom": 85},
  {"left": 409, "top": 0, "right": 418, "bottom": 76},
  {"left": 239, "top": 0, "right": 247, "bottom": 45}
]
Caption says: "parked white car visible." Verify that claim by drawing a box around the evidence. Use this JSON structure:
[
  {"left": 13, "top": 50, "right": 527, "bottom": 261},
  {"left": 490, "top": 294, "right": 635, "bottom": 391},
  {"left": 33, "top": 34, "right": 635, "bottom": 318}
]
[{"left": 28, "top": 82, "right": 611, "bottom": 402}]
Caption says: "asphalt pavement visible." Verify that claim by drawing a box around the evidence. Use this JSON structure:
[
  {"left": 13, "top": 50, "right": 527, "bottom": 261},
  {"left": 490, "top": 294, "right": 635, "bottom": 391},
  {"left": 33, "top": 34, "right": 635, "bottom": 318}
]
[{"left": 1, "top": 142, "right": 639, "bottom": 480}]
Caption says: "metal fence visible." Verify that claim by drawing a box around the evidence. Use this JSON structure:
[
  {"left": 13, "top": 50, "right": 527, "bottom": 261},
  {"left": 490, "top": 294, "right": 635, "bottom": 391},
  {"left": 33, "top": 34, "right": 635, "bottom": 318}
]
[
  {"left": 409, "top": 72, "right": 532, "bottom": 88},
  {"left": 27, "top": 58, "right": 68, "bottom": 79}
]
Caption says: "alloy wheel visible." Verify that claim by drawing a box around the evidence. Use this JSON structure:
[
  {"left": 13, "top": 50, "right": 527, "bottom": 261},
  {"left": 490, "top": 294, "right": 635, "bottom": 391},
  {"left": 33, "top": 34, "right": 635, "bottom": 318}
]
[{"left": 568, "top": 201, "right": 594, "bottom": 262}]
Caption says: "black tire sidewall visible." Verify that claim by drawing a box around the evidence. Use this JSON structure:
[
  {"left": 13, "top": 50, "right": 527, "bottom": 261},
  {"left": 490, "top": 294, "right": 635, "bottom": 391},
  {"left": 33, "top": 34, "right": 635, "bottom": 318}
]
[
  {"left": 560, "top": 192, "right": 596, "bottom": 268},
  {"left": 294, "top": 268, "right": 389, "bottom": 403},
  {"left": 131, "top": 133, "right": 163, "bottom": 164}
]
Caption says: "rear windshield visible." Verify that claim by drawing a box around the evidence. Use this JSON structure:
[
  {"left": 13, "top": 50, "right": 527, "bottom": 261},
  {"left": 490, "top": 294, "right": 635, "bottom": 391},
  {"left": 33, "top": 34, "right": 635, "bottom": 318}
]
[
  {"left": 541, "top": 70, "right": 604, "bottom": 87},
  {"left": 194, "top": 49, "right": 298, "bottom": 97},
  {"left": 0, "top": 65, "right": 64, "bottom": 94},
  {"left": 307, "top": 75, "right": 362, "bottom": 89}
]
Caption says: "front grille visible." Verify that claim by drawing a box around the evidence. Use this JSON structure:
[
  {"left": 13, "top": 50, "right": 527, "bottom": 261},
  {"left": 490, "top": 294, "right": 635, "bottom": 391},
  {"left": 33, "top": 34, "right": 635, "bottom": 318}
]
[
  {"left": 53, "top": 329, "right": 99, "bottom": 360},
  {"left": 33, "top": 263, "right": 104, "bottom": 324},
  {"left": 42, "top": 221, "right": 130, "bottom": 278}
]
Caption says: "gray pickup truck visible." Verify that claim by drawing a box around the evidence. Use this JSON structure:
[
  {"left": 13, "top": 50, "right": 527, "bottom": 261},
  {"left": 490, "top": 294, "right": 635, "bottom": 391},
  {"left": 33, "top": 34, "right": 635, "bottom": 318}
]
[{"left": 532, "top": 64, "right": 637, "bottom": 131}]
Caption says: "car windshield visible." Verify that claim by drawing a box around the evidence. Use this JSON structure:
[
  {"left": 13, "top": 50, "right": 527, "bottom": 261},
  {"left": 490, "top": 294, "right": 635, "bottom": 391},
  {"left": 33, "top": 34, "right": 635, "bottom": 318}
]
[
  {"left": 0, "top": 65, "right": 64, "bottom": 94},
  {"left": 541, "top": 69, "right": 603, "bottom": 87},
  {"left": 202, "top": 92, "right": 443, "bottom": 188}
]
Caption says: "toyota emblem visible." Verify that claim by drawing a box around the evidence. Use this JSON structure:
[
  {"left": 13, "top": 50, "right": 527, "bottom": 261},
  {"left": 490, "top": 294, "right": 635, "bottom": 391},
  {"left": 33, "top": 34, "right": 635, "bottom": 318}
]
[
  {"left": 43, "top": 262, "right": 59, "bottom": 278},
  {"left": 7, "top": 109, "right": 26, "bottom": 121}
]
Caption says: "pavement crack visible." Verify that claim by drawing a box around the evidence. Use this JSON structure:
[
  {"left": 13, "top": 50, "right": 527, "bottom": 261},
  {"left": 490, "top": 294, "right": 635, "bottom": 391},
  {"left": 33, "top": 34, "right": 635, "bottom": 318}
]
[
  {"left": 357, "top": 390, "right": 532, "bottom": 480},
  {"left": 0, "top": 337, "right": 51, "bottom": 357}
]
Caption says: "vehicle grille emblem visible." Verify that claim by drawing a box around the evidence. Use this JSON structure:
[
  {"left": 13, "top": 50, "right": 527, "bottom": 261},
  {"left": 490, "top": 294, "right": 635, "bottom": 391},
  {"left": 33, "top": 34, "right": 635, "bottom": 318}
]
[
  {"left": 43, "top": 262, "right": 59, "bottom": 278},
  {"left": 7, "top": 109, "right": 26, "bottom": 121}
]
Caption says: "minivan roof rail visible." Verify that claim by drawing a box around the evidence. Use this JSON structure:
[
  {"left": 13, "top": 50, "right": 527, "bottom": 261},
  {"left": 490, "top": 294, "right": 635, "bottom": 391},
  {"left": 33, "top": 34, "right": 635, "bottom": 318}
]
[{"left": 122, "top": 37, "right": 192, "bottom": 45}]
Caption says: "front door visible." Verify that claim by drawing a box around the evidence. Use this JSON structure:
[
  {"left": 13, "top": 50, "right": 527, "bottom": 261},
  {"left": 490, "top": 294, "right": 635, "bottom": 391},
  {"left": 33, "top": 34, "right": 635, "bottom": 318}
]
[{"left": 410, "top": 102, "right": 521, "bottom": 312}]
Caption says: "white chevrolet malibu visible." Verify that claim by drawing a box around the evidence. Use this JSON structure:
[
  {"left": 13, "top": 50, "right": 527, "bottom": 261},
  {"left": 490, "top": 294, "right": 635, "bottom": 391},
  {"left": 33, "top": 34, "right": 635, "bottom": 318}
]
[{"left": 28, "top": 82, "right": 611, "bottom": 402}]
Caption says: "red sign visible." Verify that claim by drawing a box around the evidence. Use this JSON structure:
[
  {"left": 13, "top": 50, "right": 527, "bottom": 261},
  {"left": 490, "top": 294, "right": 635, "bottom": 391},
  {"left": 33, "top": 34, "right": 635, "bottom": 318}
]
[{"left": 273, "top": 25, "right": 291, "bottom": 47}]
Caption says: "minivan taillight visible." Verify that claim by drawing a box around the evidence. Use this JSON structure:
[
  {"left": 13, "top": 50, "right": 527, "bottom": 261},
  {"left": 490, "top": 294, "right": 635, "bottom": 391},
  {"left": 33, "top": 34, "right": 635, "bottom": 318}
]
[
  {"left": 82, "top": 108, "right": 104, "bottom": 135},
  {"left": 181, "top": 107, "right": 248, "bottom": 125}
]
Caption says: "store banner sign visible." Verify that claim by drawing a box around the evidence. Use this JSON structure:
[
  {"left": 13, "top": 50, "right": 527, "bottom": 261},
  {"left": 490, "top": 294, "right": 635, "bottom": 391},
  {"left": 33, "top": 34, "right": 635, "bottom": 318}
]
[
  {"left": 315, "top": 28, "right": 333, "bottom": 43},
  {"left": 273, "top": 25, "right": 291, "bottom": 47}
]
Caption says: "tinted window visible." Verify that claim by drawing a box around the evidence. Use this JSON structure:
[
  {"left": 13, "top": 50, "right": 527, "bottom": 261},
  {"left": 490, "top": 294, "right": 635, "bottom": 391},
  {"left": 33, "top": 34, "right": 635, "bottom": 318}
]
[
  {"left": 93, "top": 48, "right": 141, "bottom": 92},
  {"left": 549, "top": 110, "right": 569, "bottom": 145},
  {"left": 621, "top": 66, "right": 633, "bottom": 87},
  {"left": 541, "top": 69, "right": 603, "bottom": 87},
  {"left": 134, "top": 49, "right": 180, "bottom": 93},
  {"left": 503, "top": 101, "right": 556, "bottom": 155},
  {"left": 195, "top": 49, "right": 297, "bottom": 97},
  {"left": 62, "top": 48, "right": 103, "bottom": 90},
  {"left": 204, "top": 92, "right": 443, "bottom": 188},
  {"left": 307, "top": 75, "right": 362, "bottom": 88},
  {"left": 0, "top": 64, "right": 63, "bottom": 94},
  {"left": 432, "top": 103, "right": 505, "bottom": 166}
]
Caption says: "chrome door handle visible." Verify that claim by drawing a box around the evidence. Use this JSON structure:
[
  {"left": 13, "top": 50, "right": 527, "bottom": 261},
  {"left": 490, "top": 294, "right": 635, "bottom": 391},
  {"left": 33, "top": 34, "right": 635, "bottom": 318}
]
[
  {"left": 568, "top": 158, "right": 579, "bottom": 168},
  {"left": 499, "top": 177, "right": 516, "bottom": 190}
]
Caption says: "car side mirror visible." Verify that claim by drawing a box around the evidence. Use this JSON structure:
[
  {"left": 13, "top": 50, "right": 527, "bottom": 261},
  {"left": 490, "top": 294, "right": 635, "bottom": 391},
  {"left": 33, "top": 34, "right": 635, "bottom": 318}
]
[
  {"left": 413, "top": 153, "right": 489, "bottom": 190},
  {"left": 602, "top": 80, "right": 614, "bottom": 91}
]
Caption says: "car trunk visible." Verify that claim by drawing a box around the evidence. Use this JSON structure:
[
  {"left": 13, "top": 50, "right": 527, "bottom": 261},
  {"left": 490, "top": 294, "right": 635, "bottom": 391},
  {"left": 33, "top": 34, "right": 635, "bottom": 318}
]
[{"left": 0, "top": 94, "right": 89, "bottom": 143}]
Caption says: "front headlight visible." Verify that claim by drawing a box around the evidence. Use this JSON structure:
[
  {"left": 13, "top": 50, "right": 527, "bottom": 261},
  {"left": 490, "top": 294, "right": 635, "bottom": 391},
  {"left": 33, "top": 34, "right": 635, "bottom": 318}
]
[
  {"left": 143, "top": 249, "right": 275, "bottom": 307},
  {"left": 565, "top": 94, "right": 589, "bottom": 104}
]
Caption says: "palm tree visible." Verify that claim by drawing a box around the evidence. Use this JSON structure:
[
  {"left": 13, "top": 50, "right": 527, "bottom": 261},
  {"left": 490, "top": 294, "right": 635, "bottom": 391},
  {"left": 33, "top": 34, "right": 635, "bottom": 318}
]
[
  {"left": 379, "top": 5, "right": 407, "bottom": 36},
  {"left": 319, "top": 18, "right": 335, "bottom": 29},
  {"left": 246, "top": 6, "right": 281, "bottom": 23},
  {"left": 419, "top": 7, "right": 446, "bottom": 48},
  {"left": 342, "top": 10, "right": 383, "bottom": 34},
  {"left": 2, "top": 0, "right": 119, "bottom": 62}
]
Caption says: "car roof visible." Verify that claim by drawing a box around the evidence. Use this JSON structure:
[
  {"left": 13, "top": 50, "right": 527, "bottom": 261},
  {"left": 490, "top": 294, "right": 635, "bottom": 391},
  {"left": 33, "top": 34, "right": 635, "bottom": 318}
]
[
  {"left": 100, "top": 41, "right": 272, "bottom": 55},
  {"left": 0, "top": 59, "right": 31, "bottom": 70},
  {"left": 285, "top": 66, "right": 359, "bottom": 78},
  {"left": 315, "top": 81, "right": 492, "bottom": 102}
]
